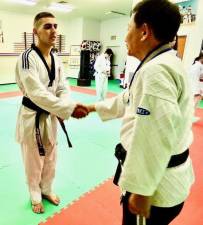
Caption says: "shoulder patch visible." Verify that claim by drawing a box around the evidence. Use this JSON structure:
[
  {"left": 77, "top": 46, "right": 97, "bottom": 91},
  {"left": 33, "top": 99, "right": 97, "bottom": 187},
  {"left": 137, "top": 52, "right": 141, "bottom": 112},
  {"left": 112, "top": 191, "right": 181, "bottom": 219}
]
[{"left": 136, "top": 107, "right": 150, "bottom": 115}]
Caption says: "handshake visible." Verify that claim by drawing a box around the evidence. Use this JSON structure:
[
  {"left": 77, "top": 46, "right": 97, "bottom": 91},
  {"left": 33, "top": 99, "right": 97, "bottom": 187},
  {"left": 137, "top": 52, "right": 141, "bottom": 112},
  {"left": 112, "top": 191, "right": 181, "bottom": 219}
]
[{"left": 71, "top": 103, "right": 95, "bottom": 119}]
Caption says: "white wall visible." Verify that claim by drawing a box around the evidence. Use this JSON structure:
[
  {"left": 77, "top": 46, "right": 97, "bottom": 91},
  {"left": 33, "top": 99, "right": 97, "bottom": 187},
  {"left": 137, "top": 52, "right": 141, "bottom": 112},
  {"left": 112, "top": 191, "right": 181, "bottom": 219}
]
[
  {"left": 0, "top": 10, "right": 83, "bottom": 53},
  {"left": 132, "top": 0, "right": 203, "bottom": 70},
  {"left": 179, "top": 0, "right": 203, "bottom": 70},
  {"left": 0, "top": 10, "right": 129, "bottom": 82},
  {"left": 100, "top": 16, "right": 129, "bottom": 78},
  {"left": 0, "top": 11, "right": 33, "bottom": 83},
  {"left": 0, "top": 10, "right": 32, "bottom": 52},
  {"left": 82, "top": 18, "right": 100, "bottom": 41},
  {"left": 63, "top": 17, "right": 83, "bottom": 53},
  {"left": 0, "top": 10, "right": 74, "bottom": 83},
  {"left": 1, "top": 1, "right": 202, "bottom": 83}
]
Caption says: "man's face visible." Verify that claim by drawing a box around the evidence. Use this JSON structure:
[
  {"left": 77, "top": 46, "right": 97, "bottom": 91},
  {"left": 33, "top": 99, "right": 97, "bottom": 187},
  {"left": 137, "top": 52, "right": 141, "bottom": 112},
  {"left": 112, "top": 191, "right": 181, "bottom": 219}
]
[
  {"left": 104, "top": 53, "right": 111, "bottom": 60},
  {"left": 125, "top": 14, "right": 142, "bottom": 59},
  {"left": 34, "top": 17, "right": 58, "bottom": 47},
  {"left": 200, "top": 57, "right": 203, "bottom": 64}
]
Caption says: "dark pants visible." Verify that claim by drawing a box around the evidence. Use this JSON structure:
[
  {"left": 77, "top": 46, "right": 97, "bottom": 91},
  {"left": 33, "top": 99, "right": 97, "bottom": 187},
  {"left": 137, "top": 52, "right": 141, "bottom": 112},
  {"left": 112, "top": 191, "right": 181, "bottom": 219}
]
[{"left": 122, "top": 193, "right": 184, "bottom": 225}]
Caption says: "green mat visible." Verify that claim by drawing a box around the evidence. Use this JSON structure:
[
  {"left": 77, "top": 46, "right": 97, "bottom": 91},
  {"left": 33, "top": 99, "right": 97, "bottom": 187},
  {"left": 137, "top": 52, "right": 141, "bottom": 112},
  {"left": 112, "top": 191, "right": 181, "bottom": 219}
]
[
  {"left": 0, "top": 77, "right": 202, "bottom": 225},
  {"left": 0, "top": 92, "right": 121, "bottom": 225},
  {"left": 0, "top": 78, "right": 122, "bottom": 94}
]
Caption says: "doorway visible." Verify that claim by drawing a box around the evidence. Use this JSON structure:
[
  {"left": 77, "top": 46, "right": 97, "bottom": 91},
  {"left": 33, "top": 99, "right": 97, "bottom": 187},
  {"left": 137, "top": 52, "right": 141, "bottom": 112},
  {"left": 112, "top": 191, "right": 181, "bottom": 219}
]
[{"left": 177, "top": 35, "right": 187, "bottom": 59}]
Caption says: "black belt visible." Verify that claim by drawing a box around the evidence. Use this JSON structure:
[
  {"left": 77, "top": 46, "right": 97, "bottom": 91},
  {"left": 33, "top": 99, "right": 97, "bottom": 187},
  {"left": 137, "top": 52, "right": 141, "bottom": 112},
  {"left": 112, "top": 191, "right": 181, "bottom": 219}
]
[
  {"left": 113, "top": 143, "right": 189, "bottom": 186},
  {"left": 22, "top": 96, "right": 72, "bottom": 156},
  {"left": 168, "top": 148, "right": 189, "bottom": 168}
]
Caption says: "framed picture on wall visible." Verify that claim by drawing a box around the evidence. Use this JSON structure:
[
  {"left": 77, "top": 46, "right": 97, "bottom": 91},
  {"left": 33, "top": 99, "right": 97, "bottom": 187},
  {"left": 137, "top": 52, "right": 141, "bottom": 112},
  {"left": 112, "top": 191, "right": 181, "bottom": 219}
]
[
  {"left": 70, "top": 45, "right": 80, "bottom": 56},
  {"left": 175, "top": 0, "right": 198, "bottom": 25}
]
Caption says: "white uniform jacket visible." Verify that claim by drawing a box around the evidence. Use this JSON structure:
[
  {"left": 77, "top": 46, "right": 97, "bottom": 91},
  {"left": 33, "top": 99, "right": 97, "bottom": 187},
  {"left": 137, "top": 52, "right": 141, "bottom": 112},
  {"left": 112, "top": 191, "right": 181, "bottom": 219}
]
[
  {"left": 94, "top": 53, "right": 110, "bottom": 76},
  {"left": 15, "top": 47, "right": 76, "bottom": 146},
  {"left": 189, "top": 61, "right": 203, "bottom": 95},
  {"left": 95, "top": 45, "right": 194, "bottom": 207},
  {"left": 124, "top": 56, "right": 140, "bottom": 87}
]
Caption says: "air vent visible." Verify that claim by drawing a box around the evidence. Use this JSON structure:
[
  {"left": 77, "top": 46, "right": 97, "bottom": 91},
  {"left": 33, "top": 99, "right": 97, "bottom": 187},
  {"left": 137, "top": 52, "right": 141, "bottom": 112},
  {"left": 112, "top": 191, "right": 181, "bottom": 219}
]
[{"left": 111, "top": 35, "right": 117, "bottom": 40}]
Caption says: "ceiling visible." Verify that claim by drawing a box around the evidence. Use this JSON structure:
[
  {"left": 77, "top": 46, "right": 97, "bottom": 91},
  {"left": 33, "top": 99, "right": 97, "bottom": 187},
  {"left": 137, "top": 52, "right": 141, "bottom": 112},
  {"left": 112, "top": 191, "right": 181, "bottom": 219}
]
[{"left": 0, "top": 0, "right": 133, "bottom": 21}]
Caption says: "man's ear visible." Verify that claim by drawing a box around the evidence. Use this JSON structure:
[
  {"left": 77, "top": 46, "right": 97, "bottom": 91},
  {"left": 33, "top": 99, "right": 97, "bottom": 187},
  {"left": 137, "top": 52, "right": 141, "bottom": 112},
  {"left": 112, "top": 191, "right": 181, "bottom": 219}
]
[
  {"left": 140, "top": 23, "right": 151, "bottom": 41},
  {"left": 33, "top": 28, "right": 37, "bottom": 35}
]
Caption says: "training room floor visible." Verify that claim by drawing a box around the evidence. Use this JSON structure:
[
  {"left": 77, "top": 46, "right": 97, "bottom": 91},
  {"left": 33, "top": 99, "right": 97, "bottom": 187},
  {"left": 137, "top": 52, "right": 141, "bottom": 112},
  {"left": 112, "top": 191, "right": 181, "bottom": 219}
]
[{"left": 0, "top": 78, "right": 202, "bottom": 225}]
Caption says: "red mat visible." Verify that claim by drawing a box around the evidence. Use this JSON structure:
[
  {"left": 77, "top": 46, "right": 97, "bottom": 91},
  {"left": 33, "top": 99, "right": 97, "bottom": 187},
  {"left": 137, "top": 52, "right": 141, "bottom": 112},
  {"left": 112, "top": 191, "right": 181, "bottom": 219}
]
[
  {"left": 0, "top": 91, "right": 21, "bottom": 98},
  {"left": 0, "top": 86, "right": 116, "bottom": 99},
  {"left": 39, "top": 179, "right": 122, "bottom": 225},
  {"left": 71, "top": 86, "right": 116, "bottom": 98},
  {"left": 40, "top": 108, "right": 203, "bottom": 225},
  {"left": 171, "top": 108, "right": 203, "bottom": 225}
]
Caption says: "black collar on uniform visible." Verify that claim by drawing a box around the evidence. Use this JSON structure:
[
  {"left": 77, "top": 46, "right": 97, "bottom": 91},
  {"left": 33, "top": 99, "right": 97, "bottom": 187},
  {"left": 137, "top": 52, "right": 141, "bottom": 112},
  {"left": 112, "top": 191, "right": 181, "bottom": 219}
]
[
  {"left": 31, "top": 44, "right": 55, "bottom": 87},
  {"left": 129, "top": 43, "right": 172, "bottom": 88}
]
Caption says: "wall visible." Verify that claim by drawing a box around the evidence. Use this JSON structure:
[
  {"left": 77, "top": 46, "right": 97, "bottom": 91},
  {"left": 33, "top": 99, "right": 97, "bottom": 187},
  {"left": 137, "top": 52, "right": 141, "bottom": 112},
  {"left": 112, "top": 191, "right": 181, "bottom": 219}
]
[
  {"left": 0, "top": 10, "right": 33, "bottom": 83},
  {"left": 0, "top": 10, "right": 71, "bottom": 53},
  {"left": 82, "top": 18, "right": 100, "bottom": 41},
  {"left": 65, "top": 18, "right": 101, "bottom": 79},
  {"left": 0, "top": 10, "right": 78, "bottom": 83},
  {"left": 0, "top": 9, "right": 129, "bottom": 82},
  {"left": 64, "top": 17, "right": 83, "bottom": 53},
  {"left": 100, "top": 16, "right": 129, "bottom": 78},
  {"left": 0, "top": 10, "right": 32, "bottom": 53},
  {"left": 179, "top": 0, "right": 203, "bottom": 70},
  {"left": 132, "top": 0, "right": 203, "bottom": 70}
]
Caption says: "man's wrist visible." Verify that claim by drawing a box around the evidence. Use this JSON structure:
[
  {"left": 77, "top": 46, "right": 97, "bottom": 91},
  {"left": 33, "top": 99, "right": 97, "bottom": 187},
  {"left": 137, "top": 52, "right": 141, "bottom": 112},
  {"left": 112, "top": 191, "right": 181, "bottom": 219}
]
[{"left": 88, "top": 105, "right": 96, "bottom": 112}]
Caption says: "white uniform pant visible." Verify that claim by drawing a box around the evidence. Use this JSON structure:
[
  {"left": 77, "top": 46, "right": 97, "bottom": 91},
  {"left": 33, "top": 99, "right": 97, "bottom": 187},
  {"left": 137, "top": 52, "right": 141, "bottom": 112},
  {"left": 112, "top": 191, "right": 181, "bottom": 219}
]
[
  {"left": 95, "top": 73, "right": 108, "bottom": 101},
  {"left": 21, "top": 142, "right": 57, "bottom": 204}
]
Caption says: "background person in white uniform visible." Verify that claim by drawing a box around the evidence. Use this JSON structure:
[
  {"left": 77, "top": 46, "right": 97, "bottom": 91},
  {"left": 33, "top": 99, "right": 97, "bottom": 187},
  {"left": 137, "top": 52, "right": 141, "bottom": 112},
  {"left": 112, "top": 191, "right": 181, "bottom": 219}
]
[
  {"left": 189, "top": 53, "right": 203, "bottom": 108},
  {"left": 16, "top": 12, "right": 88, "bottom": 214},
  {"left": 87, "top": 0, "right": 194, "bottom": 224},
  {"left": 94, "top": 48, "right": 113, "bottom": 101}
]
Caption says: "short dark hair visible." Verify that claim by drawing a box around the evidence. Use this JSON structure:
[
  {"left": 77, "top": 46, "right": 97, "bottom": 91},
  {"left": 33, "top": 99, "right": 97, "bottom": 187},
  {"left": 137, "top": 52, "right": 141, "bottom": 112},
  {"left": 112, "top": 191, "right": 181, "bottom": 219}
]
[
  {"left": 34, "top": 12, "right": 55, "bottom": 27},
  {"left": 193, "top": 53, "right": 203, "bottom": 64},
  {"left": 105, "top": 48, "right": 113, "bottom": 56},
  {"left": 133, "top": 0, "right": 181, "bottom": 43}
]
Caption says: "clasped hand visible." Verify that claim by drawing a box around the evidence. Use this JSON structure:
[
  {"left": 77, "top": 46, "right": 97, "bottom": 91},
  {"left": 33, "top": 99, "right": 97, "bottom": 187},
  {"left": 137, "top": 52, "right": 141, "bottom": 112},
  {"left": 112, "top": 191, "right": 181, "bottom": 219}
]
[
  {"left": 71, "top": 104, "right": 88, "bottom": 119},
  {"left": 71, "top": 104, "right": 96, "bottom": 119}
]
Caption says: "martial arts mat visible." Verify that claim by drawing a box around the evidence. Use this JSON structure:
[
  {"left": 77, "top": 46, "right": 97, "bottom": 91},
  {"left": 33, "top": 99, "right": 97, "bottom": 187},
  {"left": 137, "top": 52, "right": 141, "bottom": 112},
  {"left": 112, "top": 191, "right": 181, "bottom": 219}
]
[
  {"left": 0, "top": 80, "right": 120, "bottom": 225},
  {"left": 40, "top": 109, "right": 203, "bottom": 225},
  {"left": 0, "top": 80, "right": 202, "bottom": 225}
]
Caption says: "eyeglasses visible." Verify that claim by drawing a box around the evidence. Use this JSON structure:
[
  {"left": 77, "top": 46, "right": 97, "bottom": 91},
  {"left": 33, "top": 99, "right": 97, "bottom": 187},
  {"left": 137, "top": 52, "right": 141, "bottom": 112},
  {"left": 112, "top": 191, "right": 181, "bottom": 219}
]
[{"left": 43, "top": 23, "right": 58, "bottom": 30}]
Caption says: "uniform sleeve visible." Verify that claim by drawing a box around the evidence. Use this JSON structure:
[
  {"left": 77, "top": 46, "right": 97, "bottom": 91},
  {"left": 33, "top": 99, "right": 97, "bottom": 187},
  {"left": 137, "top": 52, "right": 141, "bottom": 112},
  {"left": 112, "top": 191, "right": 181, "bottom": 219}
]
[
  {"left": 95, "top": 91, "right": 127, "bottom": 120},
  {"left": 119, "top": 66, "right": 181, "bottom": 196},
  {"left": 16, "top": 53, "right": 76, "bottom": 120},
  {"left": 55, "top": 59, "right": 72, "bottom": 98}
]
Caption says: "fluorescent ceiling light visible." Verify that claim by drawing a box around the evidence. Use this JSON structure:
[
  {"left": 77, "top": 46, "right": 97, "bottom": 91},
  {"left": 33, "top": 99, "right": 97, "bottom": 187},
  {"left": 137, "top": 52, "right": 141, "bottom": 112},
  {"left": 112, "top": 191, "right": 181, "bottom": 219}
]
[
  {"left": 105, "top": 11, "right": 126, "bottom": 16},
  {"left": 10, "top": 0, "right": 37, "bottom": 6},
  {"left": 105, "top": 11, "right": 112, "bottom": 15},
  {"left": 48, "top": 3, "right": 74, "bottom": 12}
]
